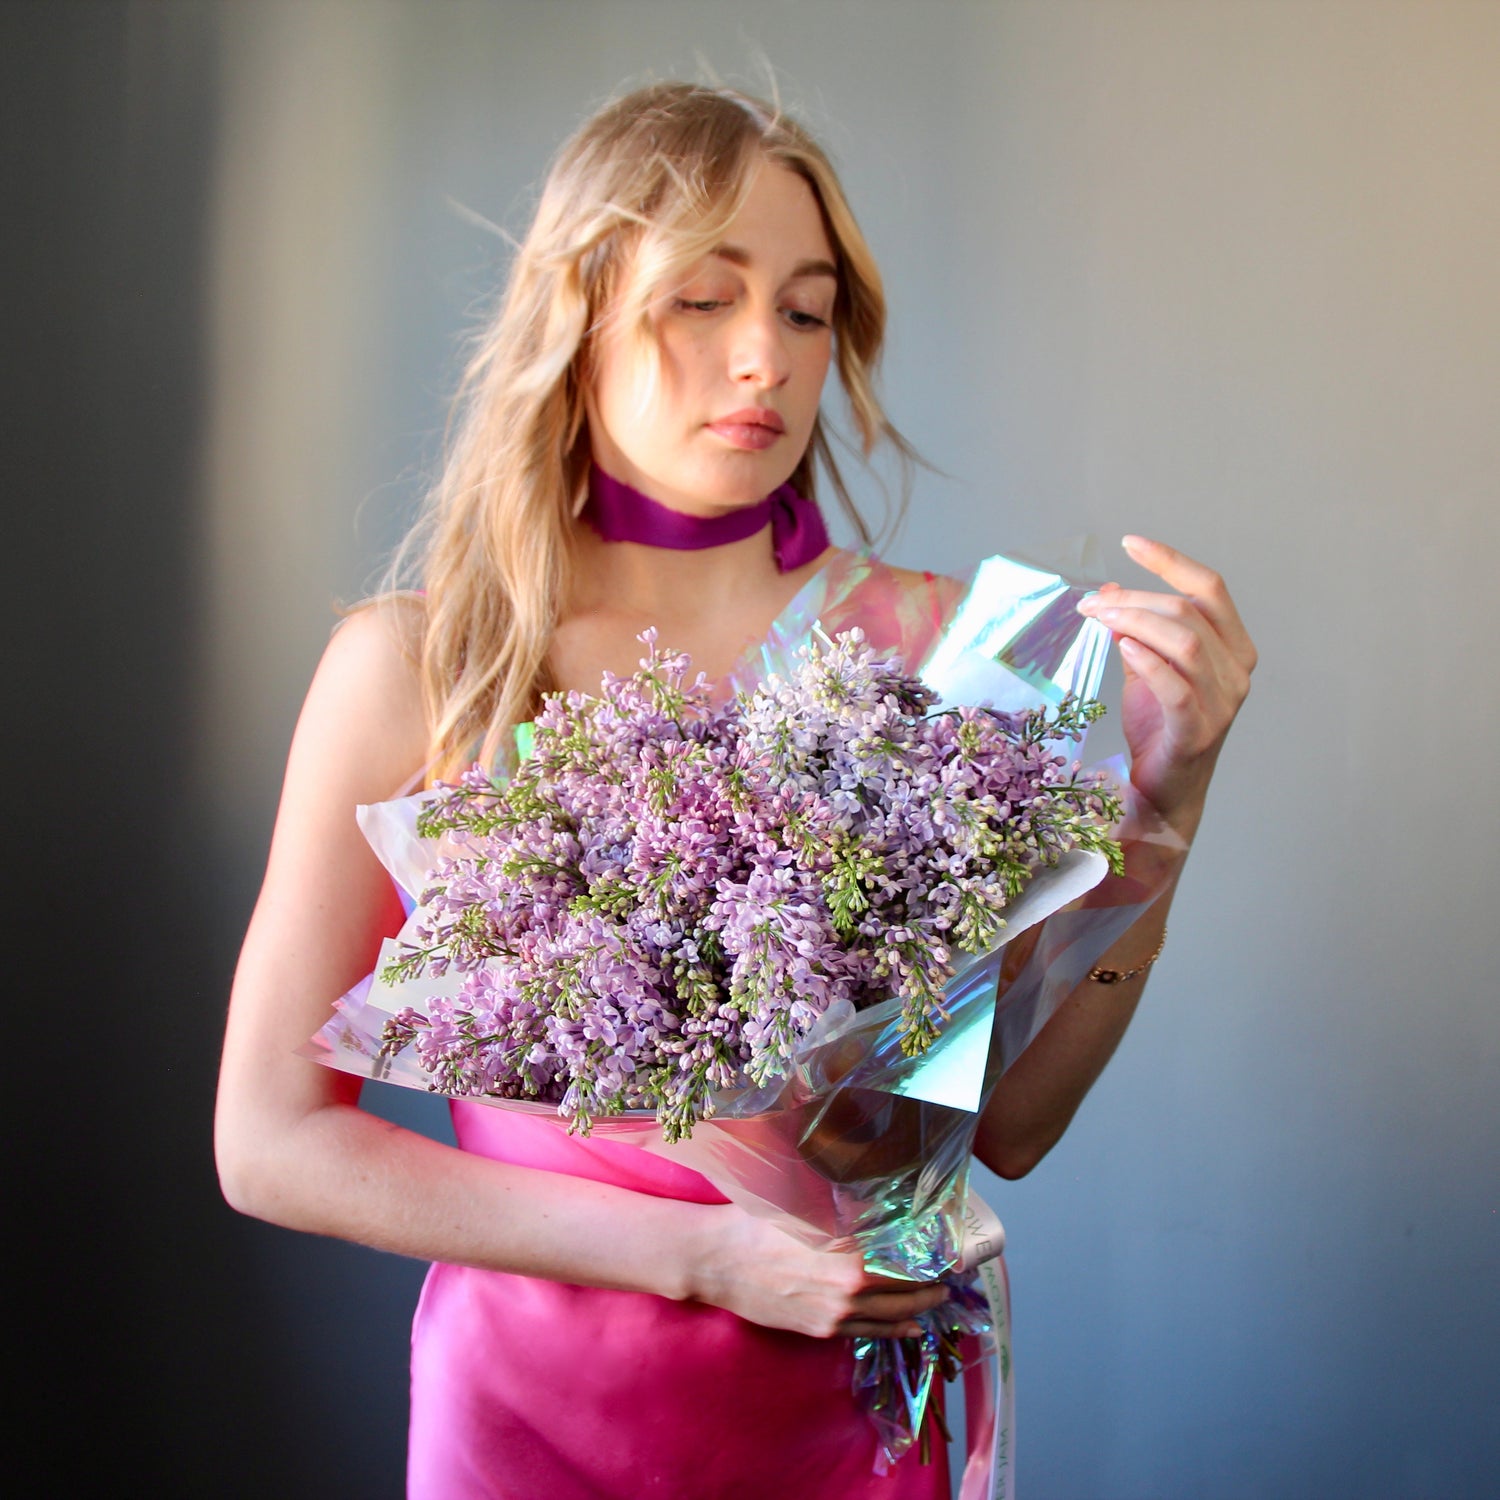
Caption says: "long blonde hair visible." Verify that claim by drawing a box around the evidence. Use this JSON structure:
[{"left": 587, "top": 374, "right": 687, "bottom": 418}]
[{"left": 401, "top": 82, "right": 913, "bottom": 778}]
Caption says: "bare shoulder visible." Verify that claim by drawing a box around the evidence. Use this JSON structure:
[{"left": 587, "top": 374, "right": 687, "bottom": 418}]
[
  {"left": 292, "top": 594, "right": 430, "bottom": 805},
  {"left": 872, "top": 558, "right": 968, "bottom": 612},
  {"left": 322, "top": 594, "right": 425, "bottom": 692},
  {"left": 881, "top": 560, "right": 958, "bottom": 589}
]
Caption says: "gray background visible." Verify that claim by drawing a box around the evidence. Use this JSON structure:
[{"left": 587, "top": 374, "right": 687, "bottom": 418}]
[{"left": 6, "top": 2, "right": 1496, "bottom": 1496}]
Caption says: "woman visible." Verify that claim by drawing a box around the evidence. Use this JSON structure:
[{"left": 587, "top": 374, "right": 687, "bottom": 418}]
[{"left": 215, "top": 83, "right": 1254, "bottom": 1497}]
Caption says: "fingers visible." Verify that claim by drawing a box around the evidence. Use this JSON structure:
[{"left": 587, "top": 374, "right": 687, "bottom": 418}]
[
  {"left": 1097, "top": 602, "right": 1247, "bottom": 749},
  {"left": 1077, "top": 541, "right": 1255, "bottom": 686},
  {"left": 1085, "top": 597, "right": 1214, "bottom": 683},
  {"left": 1066, "top": 537, "right": 1256, "bottom": 827},
  {"left": 839, "top": 1319, "right": 927, "bottom": 1340},
  {"left": 710, "top": 1211, "right": 956, "bottom": 1342},
  {"left": 849, "top": 1284, "right": 950, "bottom": 1324},
  {"left": 1075, "top": 539, "right": 1256, "bottom": 762},
  {"left": 858, "top": 1270, "right": 945, "bottom": 1293},
  {"left": 1118, "top": 535, "right": 1257, "bottom": 672},
  {"left": 837, "top": 1282, "right": 949, "bottom": 1340},
  {"left": 1120, "top": 534, "right": 1219, "bottom": 596},
  {"left": 1115, "top": 636, "right": 1195, "bottom": 711},
  {"left": 1084, "top": 587, "right": 1249, "bottom": 693}
]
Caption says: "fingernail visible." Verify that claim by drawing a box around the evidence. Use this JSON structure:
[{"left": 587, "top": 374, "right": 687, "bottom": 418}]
[{"left": 1122, "top": 534, "right": 1148, "bottom": 552}]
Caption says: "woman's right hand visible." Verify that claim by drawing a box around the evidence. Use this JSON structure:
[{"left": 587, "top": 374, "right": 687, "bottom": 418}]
[{"left": 684, "top": 1203, "right": 949, "bottom": 1340}]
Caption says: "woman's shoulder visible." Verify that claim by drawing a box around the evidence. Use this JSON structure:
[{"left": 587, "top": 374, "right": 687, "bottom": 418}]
[
  {"left": 871, "top": 557, "right": 966, "bottom": 601},
  {"left": 817, "top": 547, "right": 963, "bottom": 598},
  {"left": 294, "top": 594, "right": 429, "bottom": 801},
  {"left": 819, "top": 551, "right": 967, "bottom": 667},
  {"left": 322, "top": 595, "right": 426, "bottom": 702},
  {"left": 849, "top": 553, "right": 967, "bottom": 623},
  {"left": 329, "top": 591, "right": 426, "bottom": 661}
]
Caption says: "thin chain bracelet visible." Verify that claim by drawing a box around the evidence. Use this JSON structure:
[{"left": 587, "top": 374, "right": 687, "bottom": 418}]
[{"left": 1087, "top": 927, "right": 1167, "bottom": 985}]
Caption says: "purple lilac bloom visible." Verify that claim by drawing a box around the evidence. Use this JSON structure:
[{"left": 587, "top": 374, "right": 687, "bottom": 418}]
[{"left": 379, "top": 628, "right": 1121, "bottom": 1139}]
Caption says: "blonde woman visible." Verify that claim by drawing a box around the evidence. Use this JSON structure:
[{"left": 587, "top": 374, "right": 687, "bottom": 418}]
[{"left": 215, "top": 83, "right": 1254, "bottom": 1498}]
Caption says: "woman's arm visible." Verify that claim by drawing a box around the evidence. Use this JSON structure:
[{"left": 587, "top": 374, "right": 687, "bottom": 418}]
[
  {"left": 213, "top": 604, "right": 946, "bottom": 1339},
  {"left": 974, "top": 537, "right": 1256, "bottom": 1179}
]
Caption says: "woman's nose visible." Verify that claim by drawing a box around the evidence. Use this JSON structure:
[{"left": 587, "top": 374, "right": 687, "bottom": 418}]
[{"left": 729, "top": 308, "right": 792, "bottom": 387}]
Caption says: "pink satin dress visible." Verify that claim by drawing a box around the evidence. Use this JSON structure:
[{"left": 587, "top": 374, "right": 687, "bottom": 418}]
[{"left": 406, "top": 553, "right": 964, "bottom": 1500}]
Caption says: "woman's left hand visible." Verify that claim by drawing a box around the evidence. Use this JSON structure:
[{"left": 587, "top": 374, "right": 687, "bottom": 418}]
[{"left": 1076, "top": 535, "right": 1256, "bottom": 841}]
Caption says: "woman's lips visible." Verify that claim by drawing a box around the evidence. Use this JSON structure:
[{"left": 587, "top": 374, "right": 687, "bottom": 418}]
[{"left": 706, "top": 409, "right": 785, "bottom": 451}]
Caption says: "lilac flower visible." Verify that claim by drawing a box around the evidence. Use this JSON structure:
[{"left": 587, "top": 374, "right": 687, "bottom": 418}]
[{"left": 379, "top": 628, "right": 1122, "bottom": 1139}]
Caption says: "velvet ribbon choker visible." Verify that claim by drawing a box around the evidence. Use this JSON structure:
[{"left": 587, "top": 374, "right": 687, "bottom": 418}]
[{"left": 584, "top": 465, "right": 830, "bottom": 574}]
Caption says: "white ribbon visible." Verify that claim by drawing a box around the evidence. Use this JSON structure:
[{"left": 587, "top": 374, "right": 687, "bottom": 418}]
[{"left": 956, "top": 1193, "right": 1015, "bottom": 1500}]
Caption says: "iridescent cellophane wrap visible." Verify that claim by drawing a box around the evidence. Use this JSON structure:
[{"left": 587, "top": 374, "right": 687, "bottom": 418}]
[{"left": 304, "top": 549, "right": 1182, "bottom": 1496}]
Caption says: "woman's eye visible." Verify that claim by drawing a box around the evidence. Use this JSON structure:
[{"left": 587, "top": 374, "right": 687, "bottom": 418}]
[
  {"left": 675, "top": 298, "right": 726, "bottom": 313},
  {"left": 784, "top": 308, "right": 831, "bottom": 331}
]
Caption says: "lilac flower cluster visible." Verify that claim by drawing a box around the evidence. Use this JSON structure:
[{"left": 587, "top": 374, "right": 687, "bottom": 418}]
[{"left": 380, "top": 630, "right": 1122, "bottom": 1140}]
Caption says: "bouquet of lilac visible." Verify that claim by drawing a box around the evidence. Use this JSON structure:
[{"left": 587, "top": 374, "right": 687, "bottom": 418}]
[
  {"left": 306, "top": 550, "right": 1178, "bottom": 1492},
  {"left": 377, "top": 627, "right": 1122, "bottom": 1143}
]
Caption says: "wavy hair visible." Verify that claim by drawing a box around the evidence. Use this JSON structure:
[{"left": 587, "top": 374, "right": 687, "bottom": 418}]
[{"left": 397, "top": 81, "right": 914, "bottom": 778}]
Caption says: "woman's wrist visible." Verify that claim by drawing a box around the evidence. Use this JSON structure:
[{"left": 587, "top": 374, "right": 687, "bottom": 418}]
[
  {"left": 658, "top": 1199, "right": 721, "bottom": 1304},
  {"left": 1087, "top": 923, "right": 1167, "bottom": 985},
  {"left": 1128, "top": 742, "right": 1222, "bottom": 847},
  {"left": 1080, "top": 783, "right": 1191, "bottom": 913}
]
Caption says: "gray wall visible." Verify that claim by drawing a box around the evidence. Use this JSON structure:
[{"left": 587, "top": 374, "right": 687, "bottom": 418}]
[{"left": 10, "top": 3, "right": 1495, "bottom": 1496}]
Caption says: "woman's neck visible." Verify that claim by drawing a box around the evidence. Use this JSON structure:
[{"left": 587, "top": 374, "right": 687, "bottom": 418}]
[
  {"left": 552, "top": 462, "right": 836, "bottom": 698},
  {"left": 553, "top": 523, "right": 835, "bottom": 697},
  {"left": 568, "top": 520, "right": 790, "bottom": 627}
]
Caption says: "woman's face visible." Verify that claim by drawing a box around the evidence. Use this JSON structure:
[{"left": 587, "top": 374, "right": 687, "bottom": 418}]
[{"left": 587, "top": 161, "right": 838, "bottom": 516}]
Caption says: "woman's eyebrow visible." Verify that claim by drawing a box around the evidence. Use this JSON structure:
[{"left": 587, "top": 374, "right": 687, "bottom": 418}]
[{"left": 711, "top": 245, "right": 838, "bottom": 280}]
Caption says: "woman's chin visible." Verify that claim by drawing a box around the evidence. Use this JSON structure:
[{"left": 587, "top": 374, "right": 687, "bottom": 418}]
[
  {"left": 697, "top": 454, "right": 800, "bottom": 507},
  {"left": 658, "top": 471, "right": 788, "bottom": 517}
]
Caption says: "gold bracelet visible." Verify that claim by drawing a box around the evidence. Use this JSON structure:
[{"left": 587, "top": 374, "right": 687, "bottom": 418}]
[{"left": 1088, "top": 927, "right": 1167, "bottom": 985}]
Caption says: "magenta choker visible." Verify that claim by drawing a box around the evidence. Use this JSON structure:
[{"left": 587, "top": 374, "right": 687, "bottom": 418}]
[{"left": 583, "top": 465, "right": 830, "bottom": 573}]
